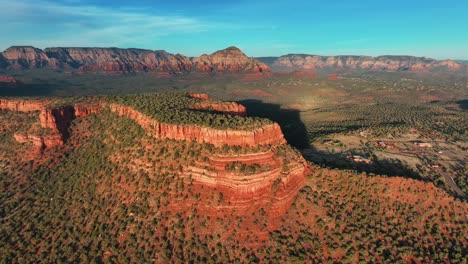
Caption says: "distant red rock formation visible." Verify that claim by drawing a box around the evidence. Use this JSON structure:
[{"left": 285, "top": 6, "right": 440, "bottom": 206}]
[
  {"left": 328, "top": 74, "right": 338, "bottom": 80},
  {"left": 264, "top": 54, "right": 466, "bottom": 73},
  {"left": 191, "top": 46, "right": 270, "bottom": 73},
  {"left": 0, "top": 75, "right": 17, "bottom": 83},
  {"left": 184, "top": 148, "right": 307, "bottom": 223},
  {"left": 187, "top": 93, "right": 210, "bottom": 99},
  {"left": 109, "top": 104, "right": 282, "bottom": 146},
  {"left": 0, "top": 46, "right": 270, "bottom": 74},
  {"left": 189, "top": 101, "right": 247, "bottom": 117},
  {"left": 13, "top": 133, "right": 63, "bottom": 149},
  {"left": 0, "top": 99, "right": 102, "bottom": 148},
  {"left": 0, "top": 95, "right": 307, "bottom": 224},
  {"left": 0, "top": 96, "right": 283, "bottom": 148}
]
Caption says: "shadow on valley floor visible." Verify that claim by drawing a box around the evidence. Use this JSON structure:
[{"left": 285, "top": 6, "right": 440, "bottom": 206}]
[
  {"left": 0, "top": 82, "right": 58, "bottom": 97},
  {"left": 302, "top": 148, "right": 425, "bottom": 181},
  {"left": 456, "top": 99, "right": 468, "bottom": 110},
  {"left": 239, "top": 99, "right": 431, "bottom": 183},
  {"left": 237, "top": 99, "right": 309, "bottom": 149}
]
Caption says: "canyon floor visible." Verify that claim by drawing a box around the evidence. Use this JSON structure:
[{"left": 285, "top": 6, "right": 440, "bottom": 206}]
[{"left": 0, "top": 70, "right": 467, "bottom": 262}]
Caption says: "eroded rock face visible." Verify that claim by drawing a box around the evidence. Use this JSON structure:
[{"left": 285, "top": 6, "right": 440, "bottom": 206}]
[
  {"left": 189, "top": 101, "right": 247, "bottom": 117},
  {"left": 183, "top": 148, "right": 307, "bottom": 222},
  {"left": 1, "top": 96, "right": 307, "bottom": 226},
  {"left": 0, "top": 46, "right": 270, "bottom": 74},
  {"left": 44, "top": 47, "right": 193, "bottom": 73},
  {"left": 0, "top": 99, "right": 48, "bottom": 112},
  {"left": 1, "top": 98, "right": 283, "bottom": 148},
  {"left": 0, "top": 100, "right": 102, "bottom": 148},
  {"left": 13, "top": 133, "right": 63, "bottom": 148},
  {"left": 188, "top": 93, "right": 247, "bottom": 116},
  {"left": 192, "top": 46, "right": 270, "bottom": 73},
  {"left": 0, "top": 75, "right": 17, "bottom": 83},
  {"left": 260, "top": 54, "right": 466, "bottom": 73},
  {"left": 1, "top": 46, "right": 56, "bottom": 69},
  {"left": 109, "top": 104, "right": 284, "bottom": 146}
]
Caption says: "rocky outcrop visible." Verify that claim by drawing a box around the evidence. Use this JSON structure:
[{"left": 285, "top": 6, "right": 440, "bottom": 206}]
[
  {"left": 2, "top": 46, "right": 465, "bottom": 74},
  {"left": 109, "top": 104, "right": 284, "bottom": 147},
  {"left": 1, "top": 97, "right": 283, "bottom": 148},
  {"left": 14, "top": 133, "right": 63, "bottom": 148},
  {"left": 188, "top": 93, "right": 247, "bottom": 116},
  {"left": 183, "top": 146, "right": 307, "bottom": 223},
  {"left": 0, "top": 99, "right": 102, "bottom": 148},
  {"left": 0, "top": 99, "right": 49, "bottom": 112},
  {"left": 0, "top": 75, "right": 17, "bottom": 84},
  {"left": 258, "top": 54, "right": 466, "bottom": 73},
  {"left": 191, "top": 46, "right": 270, "bottom": 73},
  {"left": 1, "top": 46, "right": 56, "bottom": 69},
  {"left": 187, "top": 93, "right": 210, "bottom": 100},
  {"left": 189, "top": 101, "right": 247, "bottom": 116},
  {"left": 1, "top": 96, "right": 307, "bottom": 227}
]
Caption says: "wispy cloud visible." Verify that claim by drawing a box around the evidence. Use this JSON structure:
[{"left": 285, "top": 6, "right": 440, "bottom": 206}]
[{"left": 0, "top": 0, "right": 217, "bottom": 50}]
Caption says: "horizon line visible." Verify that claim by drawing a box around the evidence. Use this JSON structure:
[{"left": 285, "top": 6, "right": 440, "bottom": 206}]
[{"left": 0, "top": 44, "right": 465, "bottom": 62}]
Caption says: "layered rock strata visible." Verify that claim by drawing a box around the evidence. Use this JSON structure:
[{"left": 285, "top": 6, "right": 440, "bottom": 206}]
[
  {"left": 258, "top": 54, "right": 466, "bottom": 73},
  {"left": 191, "top": 46, "right": 269, "bottom": 73},
  {"left": 0, "top": 46, "right": 269, "bottom": 74},
  {"left": 1, "top": 96, "right": 307, "bottom": 225},
  {"left": 1, "top": 98, "right": 284, "bottom": 148},
  {"left": 183, "top": 148, "right": 307, "bottom": 220},
  {"left": 0, "top": 75, "right": 17, "bottom": 83},
  {"left": 108, "top": 104, "right": 284, "bottom": 147}
]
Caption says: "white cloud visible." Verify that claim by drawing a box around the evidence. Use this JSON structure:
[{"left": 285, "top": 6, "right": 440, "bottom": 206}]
[{"left": 0, "top": 0, "right": 216, "bottom": 50}]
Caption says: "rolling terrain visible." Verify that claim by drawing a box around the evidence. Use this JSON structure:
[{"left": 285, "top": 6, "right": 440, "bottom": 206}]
[
  {"left": 258, "top": 54, "right": 467, "bottom": 73},
  {"left": 0, "top": 92, "right": 466, "bottom": 263},
  {"left": 0, "top": 46, "right": 467, "bottom": 262}
]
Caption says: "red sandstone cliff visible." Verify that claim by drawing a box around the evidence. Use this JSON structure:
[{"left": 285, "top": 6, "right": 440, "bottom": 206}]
[
  {"left": 0, "top": 98, "right": 283, "bottom": 148},
  {"left": 0, "top": 100, "right": 102, "bottom": 148},
  {"left": 0, "top": 99, "right": 49, "bottom": 112},
  {"left": 188, "top": 93, "right": 247, "bottom": 116},
  {"left": 108, "top": 104, "right": 284, "bottom": 147},
  {"left": 1, "top": 96, "right": 307, "bottom": 226},
  {"left": 4, "top": 46, "right": 462, "bottom": 74},
  {"left": 0, "top": 75, "right": 17, "bottom": 84},
  {"left": 13, "top": 133, "right": 63, "bottom": 149},
  {"left": 258, "top": 54, "right": 466, "bottom": 73},
  {"left": 44, "top": 47, "right": 193, "bottom": 73},
  {"left": 1, "top": 46, "right": 57, "bottom": 69}
]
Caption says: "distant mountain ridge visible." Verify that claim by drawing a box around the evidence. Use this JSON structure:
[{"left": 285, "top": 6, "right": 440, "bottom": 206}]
[
  {"left": 1, "top": 45, "right": 465, "bottom": 74},
  {"left": 257, "top": 54, "right": 466, "bottom": 73},
  {"left": 0, "top": 46, "right": 269, "bottom": 74}
]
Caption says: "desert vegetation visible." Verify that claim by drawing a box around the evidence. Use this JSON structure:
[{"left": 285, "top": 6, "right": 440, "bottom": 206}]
[
  {"left": 108, "top": 92, "right": 272, "bottom": 130},
  {"left": 0, "top": 104, "right": 466, "bottom": 262}
]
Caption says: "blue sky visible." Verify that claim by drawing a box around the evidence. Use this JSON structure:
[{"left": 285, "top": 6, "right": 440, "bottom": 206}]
[{"left": 1, "top": 0, "right": 467, "bottom": 59}]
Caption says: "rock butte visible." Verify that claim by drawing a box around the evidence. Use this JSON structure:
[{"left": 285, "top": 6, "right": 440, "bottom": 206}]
[
  {"left": 259, "top": 54, "right": 467, "bottom": 73},
  {"left": 191, "top": 46, "right": 269, "bottom": 73},
  {"left": 0, "top": 94, "right": 307, "bottom": 224},
  {"left": 0, "top": 96, "right": 284, "bottom": 148}
]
